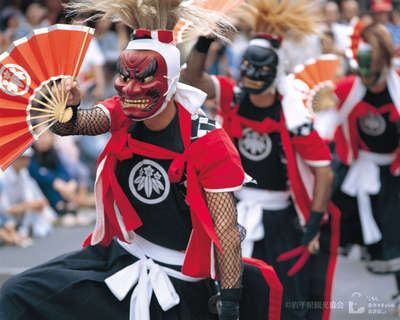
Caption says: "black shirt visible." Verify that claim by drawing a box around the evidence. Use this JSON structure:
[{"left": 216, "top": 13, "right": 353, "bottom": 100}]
[
  {"left": 116, "top": 112, "right": 192, "bottom": 251},
  {"left": 358, "top": 87, "right": 399, "bottom": 153},
  {"left": 236, "top": 94, "right": 288, "bottom": 191}
]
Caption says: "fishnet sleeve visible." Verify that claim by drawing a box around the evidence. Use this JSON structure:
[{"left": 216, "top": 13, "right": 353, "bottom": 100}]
[
  {"left": 51, "top": 106, "right": 110, "bottom": 136},
  {"left": 205, "top": 191, "right": 242, "bottom": 289}
]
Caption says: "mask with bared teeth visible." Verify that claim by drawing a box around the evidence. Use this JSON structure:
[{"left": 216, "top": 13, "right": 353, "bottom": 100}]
[
  {"left": 114, "top": 29, "right": 181, "bottom": 121},
  {"left": 115, "top": 50, "right": 169, "bottom": 120}
]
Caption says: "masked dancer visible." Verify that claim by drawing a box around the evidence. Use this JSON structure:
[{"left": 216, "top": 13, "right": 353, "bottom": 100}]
[
  {"left": 332, "top": 22, "right": 400, "bottom": 306},
  {"left": 183, "top": 1, "right": 340, "bottom": 319},
  {"left": 0, "top": 1, "right": 283, "bottom": 319}
]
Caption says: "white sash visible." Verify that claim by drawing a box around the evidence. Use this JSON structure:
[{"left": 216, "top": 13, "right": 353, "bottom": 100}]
[
  {"left": 341, "top": 151, "right": 395, "bottom": 244},
  {"left": 105, "top": 234, "right": 203, "bottom": 320},
  {"left": 235, "top": 187, "right": 291, "bottom": 257}
]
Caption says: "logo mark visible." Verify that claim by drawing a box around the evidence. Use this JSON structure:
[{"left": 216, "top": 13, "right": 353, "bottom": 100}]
[
  {"left": 359, "top": 112, "right": 386, "bottom": 136},
  {"left": 349, "top": 292, "right": 366, "bottom": 314},
  {"left": 238, "top": 128, "right": 272, "bottom": 161},
  {"left": 129, "top": 160, "right": 170, "bottom": 205},
  {"left": 0, "top": 64, "right": 31, "bottom": 96}
]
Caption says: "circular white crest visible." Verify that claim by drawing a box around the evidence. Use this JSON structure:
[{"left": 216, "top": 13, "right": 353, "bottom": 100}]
[
  {"left": 238, "top": 128, "right": 272, "bottom": 161},
  {"left": 0, "top": 64, "right": 31, "bottom": 96},
  {"left": 359, "top": 112, "right": 386, "bottom": 136},
  {"left": 128, "top": 159, "right": 170, "bottom": 205}
]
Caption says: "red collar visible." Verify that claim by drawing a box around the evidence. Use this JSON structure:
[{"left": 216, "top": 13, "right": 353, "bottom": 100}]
[{"left": 222, "top": 105, "right": 281, "bottom": 138}]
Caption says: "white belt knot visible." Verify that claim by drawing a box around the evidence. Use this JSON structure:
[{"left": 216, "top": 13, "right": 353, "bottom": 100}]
[
  {"left": 105, "top": 257, "right": 180, "bottom": 320},
  {"left": 341, "top": 151, "right": 395, "bottom": 244}
]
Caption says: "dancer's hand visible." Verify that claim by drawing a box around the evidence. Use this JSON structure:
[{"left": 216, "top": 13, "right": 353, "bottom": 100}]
[
  {"left": 219, "top": 300, "right": 239, "bottom": 320},
  {"left": 62, "top": 77, "right": 81, "bottom": 107},
  {"left": 307, "top": 235, "right": 320, "bottom": 255},
  {"left": 302, "top": 211, "right": 323, "bottom": 254},
  {"left": 218, "top": 288, "right": 241, "bottom": 320}
]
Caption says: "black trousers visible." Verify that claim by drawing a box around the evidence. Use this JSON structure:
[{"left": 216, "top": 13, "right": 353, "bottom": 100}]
[
  {"left": 252, "top": 205, "right": 335, "bottom": 320},
  {"left": 0, "top": 239, "right": 271, "bottom": 320},
  {"left": 333, "top": 163, "right": 400, "bottom": 274}
]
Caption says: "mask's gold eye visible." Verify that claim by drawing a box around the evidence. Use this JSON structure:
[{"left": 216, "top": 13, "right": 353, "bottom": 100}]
[
  {"left": 262, "top": 66, "right": 271, "bottom": 72},
  {"left": 142, "top": 75, "right": 154, "bottom": 83},
  {"left": 120, "top": 74, "right": 129, "bottom": 82},
  {"left": 242, "top": 60, "right": 249, "bottom": 66}
]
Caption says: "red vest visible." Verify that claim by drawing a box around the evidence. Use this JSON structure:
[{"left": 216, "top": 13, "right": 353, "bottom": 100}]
[
  {"left": 214, "top": 76, "right": 331, "bottom": 223},
  {"left": 84, "top": 97, "right": 245, "bottom": 278}
]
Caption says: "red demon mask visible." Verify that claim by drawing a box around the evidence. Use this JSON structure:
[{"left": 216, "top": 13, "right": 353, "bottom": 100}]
[{"left": 115, "top": 50, "right": 168, "bottom": 120}]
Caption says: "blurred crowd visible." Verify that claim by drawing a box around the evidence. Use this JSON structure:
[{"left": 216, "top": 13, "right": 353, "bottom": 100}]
[
  {"left": 0, "top": 0, "right": 400, "bottom": 248},
  {"left": 0, "top": 0, "right": 131, "bottom": 247}
]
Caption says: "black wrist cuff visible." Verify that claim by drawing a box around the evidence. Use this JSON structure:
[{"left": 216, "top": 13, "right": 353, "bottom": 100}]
[
  {"left": 69, "top": 103, "right": 80, "bottom": 123},
  {"left": 309, "top": 211, "right": 324, "bottom": 225},
  {"left": 220, "top": 288, "right": 242, "bottom": 302},
  {"left": 194, "top": 36, "right": 214, "bottom": 54},
  {"left": 302, "top": 211, "right": 323, "bottom": 245}
]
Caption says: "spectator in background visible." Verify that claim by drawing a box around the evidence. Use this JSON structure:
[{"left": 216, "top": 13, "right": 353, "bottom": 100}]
[
  {"left": 0, "top": 181, "right": 33, "bottom": 247},
  {"left": 323, "top": 1, "right": 340, "bottom": 27},
  {"left": 320, "top": 29, "right": 347, "bottom": 77},
  {"left": 78, "top": 38, "right": 106, "bottom": 101},
  {"left": 0, "top": 7, "right": 23, "bottom": 50},
  {"left": 340, "top": 0, "right": 360, "bottom": 25},
  {"left": 0, "top": 148, "right": 55, "bottom": 239},
  {"left": 43, "top": 0, "right": 63, "bottom": 25},
  {"left": 323, "top": 1, "right": 350, "bottom": 54},
  {"left": 29, "top": 130, "right": 79, "bottom": 227},
  {"left": 371, "top": 0, "right": 393, "bottom": 24},
  {"left": 95, "top": 20, "right": 121, "bottom": 67},
  {"left": 54, "top": 135, "right": 94, "bottom": 209},
  {"left": 388, "top": 9, "right": 400, "bottom": 48},
  {"left": 18, "top": 2, "right": 48, "bottom": 36}
]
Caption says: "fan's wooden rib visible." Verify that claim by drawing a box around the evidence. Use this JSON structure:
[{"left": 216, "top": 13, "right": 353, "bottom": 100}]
[
  {"left": 30, "top": 106, "right": 54, "bottom": 114},
  {"left": 61, "top": 78, "right": 65, "bottom": 105},
  {"left": 71, "top": 29, "right": 90, "bottom": 80},
  {"left": 0, "top": 25, "right": 95, "bottom": 171},
  {"left": 32, "top": 98, "right": 55, "bottom": 112},
  {"left": 36, "top": 90, "right": 57, "bottom": 109},
  {"left": 35, "top": 119, "right": 57, "bottom": 139},
  {"left": 52, "top": 79, "right": 61, "bottom": 104},
  {"left": 30, "top": 113, "right": 56, "bottom": 120},
  {"left": 32, "top": 117, "right": 56, "bottom": 131},
  {"left": 63, "top": 28, "right": 91, "bottom": 106},
  {"left": 44, "top": 83, "right": 60, "bottom": 105}
]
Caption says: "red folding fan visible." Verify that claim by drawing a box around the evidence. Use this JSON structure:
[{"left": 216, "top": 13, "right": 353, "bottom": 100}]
[
  {"left": 293, "top": 54, "right": 339, "bottom": 113},
  {"left": 0, "top": 24, "right": 94, "bottom": 170}
]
